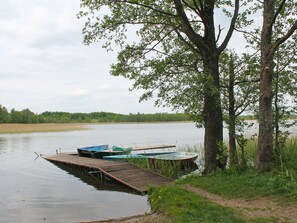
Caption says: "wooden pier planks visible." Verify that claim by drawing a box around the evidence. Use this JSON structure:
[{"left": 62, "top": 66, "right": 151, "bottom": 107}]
[{"left": 44, "top": 153, "right": 173, "bottom": 193}]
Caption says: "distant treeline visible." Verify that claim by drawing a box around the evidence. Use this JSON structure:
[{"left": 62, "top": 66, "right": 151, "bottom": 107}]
[{"left": 0, "top": 105, "right": 190, "bottom": 123}]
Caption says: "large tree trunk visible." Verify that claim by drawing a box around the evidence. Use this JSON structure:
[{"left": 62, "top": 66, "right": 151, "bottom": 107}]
[
  {"left": 203, "top": 52, "right": 226, "bottom": 173},
  {"left": 173, "top": 0, "right": 238, "bottom": 173},
  {"left": 256, "top": 0, "right": 275, "bottom": 171}
]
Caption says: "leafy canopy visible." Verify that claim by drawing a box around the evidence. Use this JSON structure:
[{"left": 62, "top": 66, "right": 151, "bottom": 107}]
[{"left": 78, "top": 0, "right": 251, "bottom": 123}]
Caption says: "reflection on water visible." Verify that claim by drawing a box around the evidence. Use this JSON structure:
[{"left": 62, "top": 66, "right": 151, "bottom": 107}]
[
  {"left": 0, "top": 122, "right": 201, "bottom": 223},
  {"left": 51, "top": 162, "right": 138, "bottom": 194}
]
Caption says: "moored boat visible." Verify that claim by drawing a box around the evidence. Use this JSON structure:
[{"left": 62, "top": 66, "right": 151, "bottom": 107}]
[
  {"left": 148, "top": 152, "right": 198, "bottom": 168},
  {"left": 103, "top": 151, "right": 176, "bottom": 161},
  {"left": 77, "top": 145, "right": 109, "bottom": 157},
  {"left": 91, "top": 146, "right": 133, "bottom": 159}
]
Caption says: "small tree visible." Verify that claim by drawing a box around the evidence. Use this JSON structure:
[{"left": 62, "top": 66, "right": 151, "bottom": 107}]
[
  {"left": 272, "top": 34, "right": 297, "bottom": 170},
  {"left": 220, "top": 50, "right": 259, "bottom": 166}
]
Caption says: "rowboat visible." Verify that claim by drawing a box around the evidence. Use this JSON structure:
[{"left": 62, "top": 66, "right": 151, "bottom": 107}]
[
  {"left": 104, "top": 151, "right": 198, "bottom": 168},
  {"left": 91, "top": 146, "right": 133, "bottom": 159},
  {"left": 77, "top": 145, "right": 132, "bottom": 159},
  {"left": 77, "top": 145, "right": 109, "bottom": 157},
  {"left": 148, "top": 152, "right": 198, "bottom": 168},
  {"left": 103, "top": 151, "right": 176, "bottom": 161}
]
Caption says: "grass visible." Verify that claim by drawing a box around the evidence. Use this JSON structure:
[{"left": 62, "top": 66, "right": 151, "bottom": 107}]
[
  {"left": 178, "top": 167, "right": 297, "bottom": 201},
  {"left": 148, "top": 185, "right": 246, "bottom": 223},
  {"left": 0, "top": 123, "right": 89, "bottom": 134},
  {"left": 125, "top": 157, "right": 195, "bottom": 179},
  {"left": 144, "top": 138, "right": 297, "bottom": 223},
  {"left": 282, "top": 138, "right": 297, "bottom": 173},
  {"left": 177, "top": 137, "right": 297, "bottom": 202}
]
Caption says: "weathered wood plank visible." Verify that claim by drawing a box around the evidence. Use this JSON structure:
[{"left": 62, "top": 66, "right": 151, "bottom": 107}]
[{"left": 44, "top": 153, "right": 173, "bottom": 193}]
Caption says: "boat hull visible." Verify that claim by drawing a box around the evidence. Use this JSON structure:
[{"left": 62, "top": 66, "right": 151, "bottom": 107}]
[
  {"left": 103, "top": 151, "right": 176, "bottom": 161},
  {"left": 148, "top": 152, "right": 198, "bottom": 169},
  {"left": 92, "top": 148, "right": 132, "bottom": 159},
  {"left": 77, "top": 145, "right": 109, "bottom": 157}
]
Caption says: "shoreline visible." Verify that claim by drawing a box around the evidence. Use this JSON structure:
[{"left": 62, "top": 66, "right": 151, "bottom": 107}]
[
  {"left": 0, "top": 122, "right": 194, "bottom": 134},
  {"left": 80, "top": 213, "right": 167, "bottom": 223},
  {"left": 0, "top": 123, "right": 89, "bottom": 134}
]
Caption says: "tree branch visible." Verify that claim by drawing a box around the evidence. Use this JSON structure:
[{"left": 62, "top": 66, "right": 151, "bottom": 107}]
[
  {"left": 218, "top": 0, "right": 240, "bottom": 53},
  {"left": 117, "top": 0, "right": 177, "bottom": 17},
  {"left": 182, "top": 0, "right": 200, "bottom": 15},
  {"left": 174, "top": 29, "right": 200, "bottom": 54},
  {"left": 216, "top": 25, "right": 224, "bottom": 43},
  {"left": 269, "top": 0, "right": 286, "bottom": 30},
  {"left": 234, "top": 28, "right": 261, "bottom": 42},
  {"left": 173, "top": 0, "right": 208, "bottom": 52},
  {"left": 271, "top": 19, "right": 297, "bottom": 55}
]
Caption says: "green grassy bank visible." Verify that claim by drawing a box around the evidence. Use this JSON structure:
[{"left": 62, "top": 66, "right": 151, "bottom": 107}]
[{"left": 145, "top": 138, "right": 297, "bottom": 223}]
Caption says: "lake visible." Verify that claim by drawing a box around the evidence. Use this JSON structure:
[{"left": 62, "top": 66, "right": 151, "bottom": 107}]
[
  {"left": 1, "top": 121, "right": 295, "bottom": 223},
  {"left": 0, "top": 122, "right": 206, "bottom": 223}
]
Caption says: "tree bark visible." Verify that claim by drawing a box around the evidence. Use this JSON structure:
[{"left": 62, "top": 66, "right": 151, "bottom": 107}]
[
  {"left": 256, "top": 0, "right": 275, "bottom": 171},
  {"left": 228, "top": 54, "right": 238, "bottom": 166},
  {"left": 173, "top": 0, "right": 238, "bottom": 173},
  {"left": 203, "top": 51, "right": 226, "bottom": 173}
]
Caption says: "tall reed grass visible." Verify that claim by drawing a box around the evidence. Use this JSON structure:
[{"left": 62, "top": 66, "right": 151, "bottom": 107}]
[
  {"left": 0, "top": 123, "right": 88, "bottom": 134},
  {"left": 126, "top": 157, "right": 196, "bottom": 179},
  {"left": 239, "top": 137, "right": 297, "bottom": 177}
]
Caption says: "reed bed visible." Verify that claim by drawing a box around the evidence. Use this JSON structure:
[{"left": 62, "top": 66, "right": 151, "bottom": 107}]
[{"left": 0, "top": 123, "right": 89, "bottom": 134}]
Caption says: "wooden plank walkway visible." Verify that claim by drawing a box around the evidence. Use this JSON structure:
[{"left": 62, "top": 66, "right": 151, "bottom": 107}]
[{"left": 44, "top": 153, "right": 173, "bottom": 193}]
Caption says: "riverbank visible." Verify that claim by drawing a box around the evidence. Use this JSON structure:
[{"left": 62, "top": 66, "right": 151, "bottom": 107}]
[
  {"left": 85, "top": 173, "right": 297, "bottom": 223},
  {"left": 0, "top": 123, "right": 89, "bottom": 134},
  {"left": 84, "top": 182, "right": 297, "bottom": 223},
  {"left": 81, "top": 213, "right": 168, "bottom": 223}
]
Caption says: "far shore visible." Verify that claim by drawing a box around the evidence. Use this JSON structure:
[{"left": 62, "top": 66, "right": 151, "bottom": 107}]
[
  {"left": 0, "top": 122, "right": 196, "bottom": 134},
  {"left": 0, "top": 123, "right": 89, "bottom": 134}
]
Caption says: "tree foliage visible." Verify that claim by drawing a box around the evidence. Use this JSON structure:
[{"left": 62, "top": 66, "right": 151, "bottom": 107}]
[
  {"left": 0, "top": 105, "right": 190, "bottom": 123},
  {"left": 0, "top": 105, "right": 10, "bottom": 123},
  {"left": 79, "top": 0, "right": 247, "bottom": 173},
  {"left": 219, "top": 50, "right": 259, "bottom": 166}
]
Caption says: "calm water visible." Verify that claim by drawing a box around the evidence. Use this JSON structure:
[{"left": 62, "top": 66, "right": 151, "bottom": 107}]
[{"left": 0, "top": 122, "right": 205, "bottom": 223}]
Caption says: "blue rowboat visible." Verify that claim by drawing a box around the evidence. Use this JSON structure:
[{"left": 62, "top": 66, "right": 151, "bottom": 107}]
[
  {"left": 77, "top": 145, "right": 132, "bottom": 159},
  {"left": 92, "top": 146, "right": 133, "bottom": 159},
  {"left": 77, "top": 145, "right": 109, "bottom": 157}
]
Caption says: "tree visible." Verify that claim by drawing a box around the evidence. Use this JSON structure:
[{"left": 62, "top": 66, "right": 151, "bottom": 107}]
[
  {"left": 0, "top": 104, "right": 10, "bottom": 123},
  {"left": 10, "top": 109, "right": 22, "bottom": 123},
  {"left": 79, "top": 0, "right": 244, "bottom": 173},
  {"left": 272, "top": 32, "right": 297, "bottom": 170},
  {"left": 257, "top": 0, "right": 297, "bottom": 171},
  {"left": 220, "top": 51, "right": 259, "bottom": 166},
  {"left": 20, "top": 109, "right": 39, "bottom": 123}
]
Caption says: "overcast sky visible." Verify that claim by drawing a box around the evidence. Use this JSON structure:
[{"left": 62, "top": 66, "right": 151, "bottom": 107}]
[
  {"left": 0, "top": 0, "right": 174, "bottom": 114},
  {"left": 0, "top": 1, "right": 253, "bottom": 114}
]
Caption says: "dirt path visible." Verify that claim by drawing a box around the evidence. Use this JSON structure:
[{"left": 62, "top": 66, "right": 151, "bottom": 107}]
[{"left": 183, "top": 184, "right": 297, "bottom": 223}]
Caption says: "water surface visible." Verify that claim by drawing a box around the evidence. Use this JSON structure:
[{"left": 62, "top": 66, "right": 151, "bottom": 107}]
[{"left": 0, "top": 122, "right": 202, "bottom": 223}]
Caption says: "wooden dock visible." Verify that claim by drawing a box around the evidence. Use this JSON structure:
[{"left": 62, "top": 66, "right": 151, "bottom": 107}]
[{"left": 44, "top": 153, "right": 173, "bottom": 193}]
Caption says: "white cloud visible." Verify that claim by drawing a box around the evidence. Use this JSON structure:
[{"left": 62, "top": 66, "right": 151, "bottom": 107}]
[{"left": 67, "top": 89, "right": 90, "bottom": 97}]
